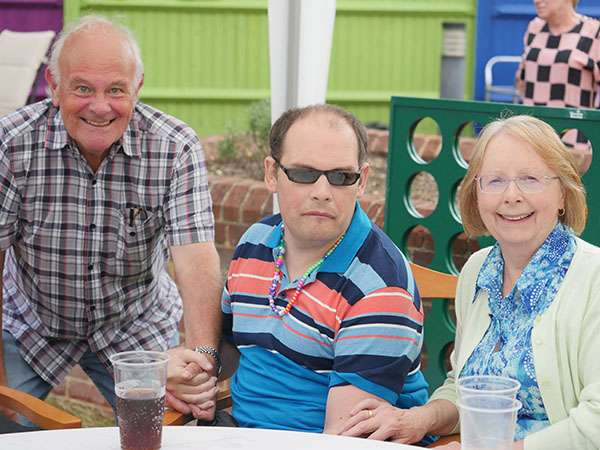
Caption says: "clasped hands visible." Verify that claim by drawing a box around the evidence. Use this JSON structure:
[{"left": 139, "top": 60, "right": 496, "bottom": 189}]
[{"left": 165, "top": 347, "right": 219, "bottom": 421}]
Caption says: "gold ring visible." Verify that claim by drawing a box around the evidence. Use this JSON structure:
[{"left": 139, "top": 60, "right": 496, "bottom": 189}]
[{"left": 368, "top": 410, "right": 373, "bottom": 418}]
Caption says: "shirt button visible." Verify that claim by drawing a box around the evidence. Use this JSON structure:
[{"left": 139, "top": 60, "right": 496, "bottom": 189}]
[
  {"left": 535, "top": 338, "right": 543, "bottom": 345},
  {"left": 89, "top": 224, "right": 96, "bottom": 231},
  {"left": 129, "top": 231, "right": 136, "bottom": 236},
  {"left": 89, "top": 305, "right": 96, "bottom": 311},
  {"left": 87, "top": 264, "right": 94, "bottom": 271},
  {"left": 91, "top": 179, "right": 97, "bottom": 185},
  {"left": 541, "top": 379, "right": 551, "bottom": 387}
]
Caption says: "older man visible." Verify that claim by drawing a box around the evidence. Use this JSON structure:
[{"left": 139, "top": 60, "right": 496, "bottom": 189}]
[
  {"left": 0, "top": 15, "right": 222, "bottom": 421},
  {"left": 167, "top": 104, "right": 429, "bottom": 439}
]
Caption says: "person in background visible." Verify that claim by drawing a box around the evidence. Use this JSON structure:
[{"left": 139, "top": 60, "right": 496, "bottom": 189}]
[
  {"left": 339, "top": 115, "right": 600, "bottom": 449},
  {"left": 517, "top": 0, "right": 600, "bottom": 110},
  {"left": 166, "top": 104, "right": 431, "bottom": 442},
  {"left": 0, "top": 15, "right": 222, "bottom": 423}
]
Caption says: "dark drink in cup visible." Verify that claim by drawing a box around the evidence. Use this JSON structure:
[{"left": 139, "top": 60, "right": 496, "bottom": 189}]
[
  {"left": 110, "top": 351, "right": 170, "bottom": 450},
  {"left": 116, "top": 386, "right": 165, "bottom": 450}
]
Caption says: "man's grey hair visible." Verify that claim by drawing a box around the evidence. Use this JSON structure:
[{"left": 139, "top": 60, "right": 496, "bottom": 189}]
[{"left": 47, "top": 15, "right": 144, "bottom": 89}]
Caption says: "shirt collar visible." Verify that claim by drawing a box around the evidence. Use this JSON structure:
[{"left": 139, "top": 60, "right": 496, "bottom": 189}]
[
  {"left": 44, "top": 100, "right": 68, "bottom": 150},
  {"left": 121, "top": 105, "right": 142, "bottom": 158},
  {"left": 474, "top": 222, "right": 575, "bottom": 311},
  {"left": 266, "top": 200, "right": 371, "bottom": 274},
  {"left": 45, "top": 100, "right": 140, "bottom": 158}
]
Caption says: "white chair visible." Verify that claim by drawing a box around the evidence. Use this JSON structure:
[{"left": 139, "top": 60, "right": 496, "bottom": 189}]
[
  {"left": 0, "top": 29, "right": 55, "bottom": 117},
  {"left": 484, "top": 55, "right": 522, "bottom": 103}
]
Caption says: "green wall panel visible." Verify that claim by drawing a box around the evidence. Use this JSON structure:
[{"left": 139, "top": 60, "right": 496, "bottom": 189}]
[{"left": 64, "top": 0, "right": 476, "bottom": 137}]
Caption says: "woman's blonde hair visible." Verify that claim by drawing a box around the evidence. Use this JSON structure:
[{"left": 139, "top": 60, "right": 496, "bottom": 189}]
[{"left": 459, "top": 115, "right": 587, "bottom": 236}]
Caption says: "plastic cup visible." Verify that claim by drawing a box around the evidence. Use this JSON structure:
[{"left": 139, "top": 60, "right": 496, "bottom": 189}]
[
  {"left": 457, "top": 394, "right": 521, "bottom": 450},
  {"left": 110, "top": 351, "right": 171, "bottom": 450},
  {"left": 456, "top": 375, "right": 520, "bottom": 401}
]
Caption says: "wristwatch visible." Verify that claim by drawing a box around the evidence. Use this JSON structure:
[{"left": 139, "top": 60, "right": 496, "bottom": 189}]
[{"left": 193, "top": 346, "right": 222, "bottom": 377}]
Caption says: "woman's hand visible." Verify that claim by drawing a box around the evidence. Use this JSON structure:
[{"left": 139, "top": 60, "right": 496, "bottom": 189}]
[{"left": 338, "top": 398, "right": 431, "bottom": 444}]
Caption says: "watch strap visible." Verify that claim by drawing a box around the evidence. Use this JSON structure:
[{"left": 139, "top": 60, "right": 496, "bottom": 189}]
[{"left": 193, "top": 346, "right": 222, "bottom": 377}]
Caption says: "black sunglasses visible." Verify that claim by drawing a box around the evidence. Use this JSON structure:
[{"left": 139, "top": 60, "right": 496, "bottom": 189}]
[{"left": 274, "top": 159, "right": 361, "bottom": 186}]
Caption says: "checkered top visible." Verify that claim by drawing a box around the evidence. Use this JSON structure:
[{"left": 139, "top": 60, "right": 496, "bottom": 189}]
[
  {"left": 518, "top": 16, "right": 600, "bottom": 108},
  {"left": 0, "top": 99, "right": 214, "bottom": 386}
]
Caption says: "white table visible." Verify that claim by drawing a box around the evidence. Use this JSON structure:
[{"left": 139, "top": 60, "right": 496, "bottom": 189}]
[{"left": 0, "top": 426, "right": 420, "bottom": 449}]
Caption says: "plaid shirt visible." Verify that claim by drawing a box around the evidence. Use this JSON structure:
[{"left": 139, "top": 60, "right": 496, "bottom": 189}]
[{"left": 0, "top": 99, "right": 214, "bottom": 386}]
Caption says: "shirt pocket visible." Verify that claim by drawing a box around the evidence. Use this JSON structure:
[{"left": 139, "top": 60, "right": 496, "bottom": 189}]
[{"left": 114, "top": 206, "right": 161, "bottom": 268}]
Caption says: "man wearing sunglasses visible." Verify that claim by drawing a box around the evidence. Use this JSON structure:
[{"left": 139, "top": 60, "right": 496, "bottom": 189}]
[{"left": 166, "top": 104, "right": 430, "bottom": 442}]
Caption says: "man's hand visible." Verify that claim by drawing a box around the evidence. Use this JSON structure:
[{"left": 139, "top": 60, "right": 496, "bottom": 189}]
[{"left": 165, "top": 347, "right": 218, "bottom": 421}]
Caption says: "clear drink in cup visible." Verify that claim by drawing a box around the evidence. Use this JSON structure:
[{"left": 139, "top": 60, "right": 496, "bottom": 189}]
[
  {"left": 110, "top": 350, "right": 170, "bottom": 450},
  {"left": 456, "top": 375, "right": 520, "bottom": 401},
  {"left": 457, "top": 394, "right": 521, "bottom": 450}
]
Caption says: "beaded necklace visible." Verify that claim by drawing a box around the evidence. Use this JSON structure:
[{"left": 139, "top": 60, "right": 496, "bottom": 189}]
[{"left": 268, "top": 224, "right": 345, "bottom": 316}]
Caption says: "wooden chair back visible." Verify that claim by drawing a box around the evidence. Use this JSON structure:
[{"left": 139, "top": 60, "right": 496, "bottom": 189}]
[
  {"left": 409, "top": 262, "right": 458, "bottom": 395},
  {"left": 0, "top": 385, "right": 82, "bottom": 430}
]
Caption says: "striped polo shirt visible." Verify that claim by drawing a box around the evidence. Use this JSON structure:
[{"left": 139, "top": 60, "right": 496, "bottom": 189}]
[{"left": 223, "top": 203, "right": 428, "bottom": 431}]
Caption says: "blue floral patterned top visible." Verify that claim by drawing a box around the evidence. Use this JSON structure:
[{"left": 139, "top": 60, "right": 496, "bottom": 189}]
[{"left": 460, "top": 222, "right": 577, "bottom": 440}]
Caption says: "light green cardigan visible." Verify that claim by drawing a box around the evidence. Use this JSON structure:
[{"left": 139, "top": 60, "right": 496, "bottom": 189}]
[{"left": 429, "top": 237, "right": 600, "bottom": 450}]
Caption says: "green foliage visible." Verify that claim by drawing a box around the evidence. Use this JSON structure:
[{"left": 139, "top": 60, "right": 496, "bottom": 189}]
[
  {"left": 218, "top": 121, "right": 243, "bottom": 162},
  {"left": 247, "top": 98, "right": 271, "bottom": 146},
  {"left": 218, "top": 99, "right": 271, "bottom": 162}
]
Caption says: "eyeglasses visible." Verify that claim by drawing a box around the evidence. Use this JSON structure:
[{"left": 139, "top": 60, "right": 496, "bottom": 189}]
[
  {"left": 274, "top": 159, "right": 361, "bottom": 186},
  {"left": 475, "top": 174, "right": 559, "bottom": 194}
]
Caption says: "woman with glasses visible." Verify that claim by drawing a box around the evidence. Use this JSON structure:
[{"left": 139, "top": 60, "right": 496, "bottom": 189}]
[{"left": 339, "top": 115, "right": 600, "bottom": 449}]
